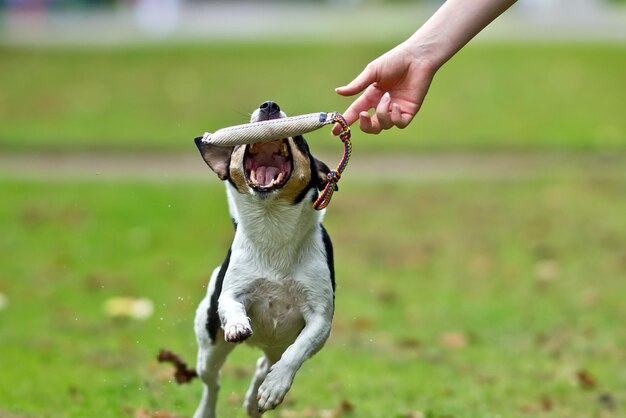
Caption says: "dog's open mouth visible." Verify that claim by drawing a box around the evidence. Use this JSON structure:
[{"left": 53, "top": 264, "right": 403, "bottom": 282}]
[{"left": 244, "top": 139, "right": 292, "bottom": 192}]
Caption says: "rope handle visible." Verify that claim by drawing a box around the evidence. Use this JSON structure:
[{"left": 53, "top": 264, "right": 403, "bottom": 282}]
[{"left": 313, "top": 113, "right": 351, "bottom": 210}]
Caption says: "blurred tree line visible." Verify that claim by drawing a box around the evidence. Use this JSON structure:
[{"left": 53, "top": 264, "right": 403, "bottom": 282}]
[
  {"left": 0, "top": 0, "right": 471, "bottom": 10},
  {"left": 1, "top": 0, "right": 622, "bottom": 13}
]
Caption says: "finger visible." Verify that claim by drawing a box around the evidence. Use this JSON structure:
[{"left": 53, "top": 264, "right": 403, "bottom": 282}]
[
  {"left": 335, "top": 66, "right": 376, "bottom": 97},
  {"left": 360, "top": 111, "right": 383, "bottom": 134},
  {"left": 390, "top": 102, "right": 417, "bottom": 129},
  {"left": 358, "top": 111, "right": 373, "bottom": 134},
  {"left": 375, "top": 92, "right": 393, "bottom": 130},
  {"left": 390, "top": 102, "right": 412, "bottom": 129},
  {"left": 390, "top": 102, "right": 402, "bottom": 126},
  {"left": 398, "top": 111, "right": 415, "bottom": 129},
  {"left": 341, "top": 86, "right": 385, "bottom": 128}
]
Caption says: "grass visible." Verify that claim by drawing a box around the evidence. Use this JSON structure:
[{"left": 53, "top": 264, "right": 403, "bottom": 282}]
[
  {"left": 0, "top": 42, "right": 625, "bottom": 152},
  {"left": 1, "top": 38, "right": 625, "bottom": 417},
  {"left": 1, "top": 173, "right": 625, "bottom": 417}
]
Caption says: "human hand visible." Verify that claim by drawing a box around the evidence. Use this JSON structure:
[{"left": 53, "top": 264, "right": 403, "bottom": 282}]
[
  {"left": 332, "top": 0, "right": 517, "bottom": 135},
  {"left": 333, "top": 43, "right": 438, "bottom": 135}
]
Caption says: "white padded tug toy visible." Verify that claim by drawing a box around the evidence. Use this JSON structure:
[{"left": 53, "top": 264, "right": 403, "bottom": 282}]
[
  {"left": 200, "top": 112, "right": 341, "bottom": 147},
  {"left": 199, "top": 112, "right": 352, "bottom": 210}
]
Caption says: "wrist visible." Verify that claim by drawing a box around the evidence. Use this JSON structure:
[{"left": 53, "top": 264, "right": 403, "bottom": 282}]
[{"left": 397, "top": 36, "right": 446, "bottom": 76}]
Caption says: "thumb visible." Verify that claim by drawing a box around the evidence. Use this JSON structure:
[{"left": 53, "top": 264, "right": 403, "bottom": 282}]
[{"left": 335, "top": 67, "right": 376, "bottom": 97}]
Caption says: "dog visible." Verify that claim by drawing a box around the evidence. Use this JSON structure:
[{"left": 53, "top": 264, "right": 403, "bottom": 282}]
[{"left": 192, "top": 101, "right": 336, "bottom": 418}]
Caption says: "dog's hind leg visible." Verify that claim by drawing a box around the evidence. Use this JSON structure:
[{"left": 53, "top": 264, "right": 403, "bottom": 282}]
[
  {"left": 243, "top": 355, "right": 271, "bottom": 417},
  {"left": 257, "top": 312, "right": 332, "bottom": 413},
  {"left": 193, "top": 337, "right": 234, "bottom": 418}
]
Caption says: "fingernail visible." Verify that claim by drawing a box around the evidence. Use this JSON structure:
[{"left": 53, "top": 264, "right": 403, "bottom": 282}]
[{"left": 382, "top": 92, "right": 391, "bottom": 102}]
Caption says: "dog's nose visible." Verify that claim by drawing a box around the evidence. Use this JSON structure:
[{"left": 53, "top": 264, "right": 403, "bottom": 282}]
[{"left": 259, "top": 101, "right": 281, "bottom": 116}]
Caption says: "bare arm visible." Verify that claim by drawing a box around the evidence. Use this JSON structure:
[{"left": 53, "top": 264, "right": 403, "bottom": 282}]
[{"left": 334, "top": 0, "right": 518, "bottom": 135}]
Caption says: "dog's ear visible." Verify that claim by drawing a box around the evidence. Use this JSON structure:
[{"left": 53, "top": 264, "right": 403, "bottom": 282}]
[
  {"left": 314, "top": 158, "right": 338, "bottom": 192},
  {"left": 194, "top": 137, "right": 232, "bottom": 180}
]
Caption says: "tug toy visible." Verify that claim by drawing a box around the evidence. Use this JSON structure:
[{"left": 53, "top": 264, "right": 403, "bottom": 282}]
[{"left": 199, "top": 112, "right": 352, "bottom": 210}]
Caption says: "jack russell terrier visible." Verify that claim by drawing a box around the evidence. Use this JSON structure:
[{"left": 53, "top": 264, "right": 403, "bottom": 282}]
[{"left": 193, "top": 101, "right": 336, "bottom": 418}]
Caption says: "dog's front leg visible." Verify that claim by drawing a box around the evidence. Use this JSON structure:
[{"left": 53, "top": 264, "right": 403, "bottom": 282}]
[
  {"left": 257, "top": 311, "right": 331, "bottom": 413},
  {"left": 218, "top": 290, "right": 253, "bottom": 343}
]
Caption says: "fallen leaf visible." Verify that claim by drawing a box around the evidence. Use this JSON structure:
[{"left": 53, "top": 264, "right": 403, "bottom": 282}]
[
  {"left": 338, "top": 399, "right": 354, "bottom": 414},
  {"left": 280, "top": 407, "right": 318, "bottom": 418},
  {"left": 396, "top": 337, "right": 421, "bottom": 350},
  {"left": 319, "top": 399, "right": 355, "bottom": 418},
  {"left": 68, "top": 386, "right": 81, "bottom": 402},
  {"left": 157, "top": 349, "right": 198, "bottom": 384},
  {"left": 535, "top": 259, "right": 559, "bottom": 284},
  {"left": 540, "top": 396, "right": 554, "bottom": 411},
  {"left": 319, "top": 410, "right": 338, "bottom": 418},
  {"left": 402, "top": 411, "right": 424, "bottom": 418},
  {"left": 103, "top": 297, "right": 154, "bottom": 320},
  {"left": 353, "top": 317, "right": 374, "bottom": 331},
  {"left": 519, "top": 403, "right": 537, "bottom": 414},
  {"left": 152, "top": 412, "right": 176, "bottom": 418},
  {"left": 598, "top": 392, "right": 616, "bottom": 410},
  {"left": 439, "top": 331, "right": 468, "bottom": 349},
  {"left": 279, "top": 410, "right": 301, "bottom": 418},
  {"left": 577, "top": 369, "right": 597, "bottom": 390},
  {"left": 134, "top": 409, "right": 176, "bottom": 418},
  {"left": 375, "top": 288, "right": 397, "bottom": 304},
  {"left": 134, "top": 409, "right": 151, "bottom": 418}
]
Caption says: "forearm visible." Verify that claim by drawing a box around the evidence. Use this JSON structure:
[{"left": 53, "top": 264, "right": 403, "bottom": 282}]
[{"left": 405, "top": 0, "right": 517, "bottom": 69}]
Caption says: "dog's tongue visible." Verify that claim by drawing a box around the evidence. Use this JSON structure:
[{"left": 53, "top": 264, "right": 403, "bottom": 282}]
[{"left": 256, "top": 166, "right": 280, "bottom": 186}]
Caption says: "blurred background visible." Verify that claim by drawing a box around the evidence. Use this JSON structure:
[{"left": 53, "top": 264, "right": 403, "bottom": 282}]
[
  {"left": 1, "top": 1, "right": 625, "bottom": 418},
  {"left": 1, "top": 0, "right": 626, "bottom": 155}
]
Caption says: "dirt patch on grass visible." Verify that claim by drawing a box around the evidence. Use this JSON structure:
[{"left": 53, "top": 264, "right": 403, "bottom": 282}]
[{"left": 1, "top": 151, "right": 624, "bottom": 182}]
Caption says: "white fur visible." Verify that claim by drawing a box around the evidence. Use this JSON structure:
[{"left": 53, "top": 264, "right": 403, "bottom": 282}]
[{"left": 193, "top": 175, "right": 334, "bottom": 417}]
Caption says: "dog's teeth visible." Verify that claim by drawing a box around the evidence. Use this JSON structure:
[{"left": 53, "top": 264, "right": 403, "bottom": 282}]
[
  {"left": 268, "top": 178, "right": 276, "bottom": 187},
  {"left": 281, "top": 143, "right": 288, "bottom": 157},
  {"left": 250, "top": 169, "right": 257, "bottom": 184},
  {"left": 276, "top": 172, "right": 284, "bottom": 184}
]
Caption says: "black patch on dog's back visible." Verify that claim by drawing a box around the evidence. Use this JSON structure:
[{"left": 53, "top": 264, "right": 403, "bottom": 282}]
[
  {"left": 207, "top": 247, "right": 231, "bottom": 343},
  {"left": 321, "top": 225, "right": 336, "bottom": 295}
]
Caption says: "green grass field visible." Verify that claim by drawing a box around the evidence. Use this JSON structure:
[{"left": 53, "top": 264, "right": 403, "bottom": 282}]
[
  {"left": 1, "top": 42, "right": 625, "bottom": 152},
  {"left": 1, "top": 174, "right": 625, "bottom": 418},
  {"left": 1, "top": 40, "right": 625, "bottom": 418}
]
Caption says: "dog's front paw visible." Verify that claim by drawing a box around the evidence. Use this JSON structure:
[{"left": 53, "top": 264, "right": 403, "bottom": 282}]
[
  {"left": 257, "top": 368, "right": 293, "bottom": 413},
  {"left": 224, "top": 322, "right": 253, "bottom": 343}
]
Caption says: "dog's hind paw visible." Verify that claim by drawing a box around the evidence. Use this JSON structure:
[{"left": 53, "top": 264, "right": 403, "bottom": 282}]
[
  {"left": 244, "top": 399, "right": 262, "bottom": 418},
  {"left": 224, "top": 322, "right": 253, "bottom": 343}
]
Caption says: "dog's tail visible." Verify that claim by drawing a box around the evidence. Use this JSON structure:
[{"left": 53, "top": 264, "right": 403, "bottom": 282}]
[{"left": 157, "top": 349, "right": 198, "bottom": 384}]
